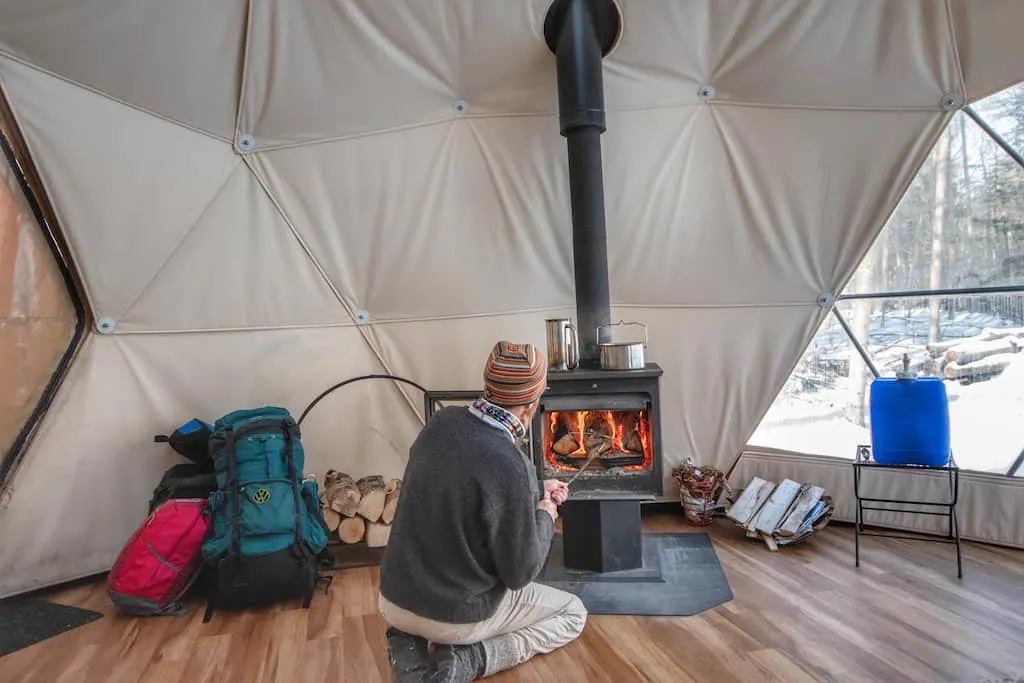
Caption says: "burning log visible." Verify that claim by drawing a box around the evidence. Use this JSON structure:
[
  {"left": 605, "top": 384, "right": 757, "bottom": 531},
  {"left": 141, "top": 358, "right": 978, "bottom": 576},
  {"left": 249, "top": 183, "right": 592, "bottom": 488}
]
[
  {"left": 553, "top": 432, "right": 580, "bottom": 455},
  {"left": 587, "top": 440, "right": 612, "bottom": 458},
  {"left": 546, "top": 409, "right": 652, "bottom": 471},
  {"left": 583, "top": 414, "right": 611, "bottom": 449},
  {"left": 623, "top": 429, "right": 643, "bottom": 453}
]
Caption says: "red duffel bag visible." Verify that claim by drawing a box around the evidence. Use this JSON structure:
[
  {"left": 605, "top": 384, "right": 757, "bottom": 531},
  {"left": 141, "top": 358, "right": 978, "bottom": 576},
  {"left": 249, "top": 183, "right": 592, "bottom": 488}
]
[{"left": 107, "top": 498, "right": 209, "bottom": 616}]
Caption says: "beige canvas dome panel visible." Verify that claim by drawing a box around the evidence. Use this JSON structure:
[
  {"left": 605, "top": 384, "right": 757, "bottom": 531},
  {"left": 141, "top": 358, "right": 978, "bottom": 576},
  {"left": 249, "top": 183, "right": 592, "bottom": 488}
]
[
  {"left": 949, "top": 0, "right": 1024, "bottom": 101},
  {"left": 0, "top": 59, "right": 240, "bottom": 321},
  {"left": 0, "top": 0, "right": 247, "bottom": 140},
  {"left": 0, "top": 0, "right": 1023, "bottom": 597}
]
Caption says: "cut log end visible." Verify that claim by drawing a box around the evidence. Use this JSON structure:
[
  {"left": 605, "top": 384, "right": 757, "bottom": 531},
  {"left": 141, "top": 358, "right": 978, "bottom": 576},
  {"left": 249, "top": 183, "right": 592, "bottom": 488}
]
[
  {"left": 325, "top": 471, "right": 400, "bottom": 545},
  {"left": 329, "top": 484, "right": 361, "bottom": 517},
  {"left": 323, "top": 508, "right": 342, "bottom": 532},
  {"left": 357, "top": 490, "right": 387, "bottom": 523},
  {"left": 356, "top": 475, "right": 386, "bottom": 496},
  {"left": 354, "top": 475, "right": 388, "bottom": 522},
  {"left": 365, "top": 522, "right": 392, "bottom": 548},
  {"left": 338, "top": 516, "right": 367, "bottom": 544},
  {"left": 381, "top": 479, "right": 402, "bottom": 525}
]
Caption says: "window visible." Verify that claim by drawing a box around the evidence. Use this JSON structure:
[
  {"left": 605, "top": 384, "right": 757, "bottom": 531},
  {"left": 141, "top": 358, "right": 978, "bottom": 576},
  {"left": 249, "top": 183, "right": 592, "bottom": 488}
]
[
  {"left": 0, "top": 124, "right": 81, "bottom": 483},
  {"left": 749, "top": 82, "right": 1024, "bottom": 475}
]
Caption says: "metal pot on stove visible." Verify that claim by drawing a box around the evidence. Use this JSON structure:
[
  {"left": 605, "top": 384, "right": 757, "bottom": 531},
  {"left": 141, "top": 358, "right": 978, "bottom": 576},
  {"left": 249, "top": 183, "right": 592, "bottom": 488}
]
[{"left": 597, "top": 321, "right": 648, "bottom": 370}]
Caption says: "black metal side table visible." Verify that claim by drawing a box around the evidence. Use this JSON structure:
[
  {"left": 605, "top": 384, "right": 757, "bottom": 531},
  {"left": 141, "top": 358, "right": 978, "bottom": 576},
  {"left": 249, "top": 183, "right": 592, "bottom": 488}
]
[{"left": 853, "top": 444, "right": 962, "bottom": 578}]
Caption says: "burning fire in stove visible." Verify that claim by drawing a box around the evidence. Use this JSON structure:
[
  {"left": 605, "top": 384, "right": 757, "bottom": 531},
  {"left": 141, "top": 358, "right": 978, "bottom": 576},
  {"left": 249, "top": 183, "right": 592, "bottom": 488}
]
[{"left": 544, "top": 410, "right": 652, "bottom": 473}]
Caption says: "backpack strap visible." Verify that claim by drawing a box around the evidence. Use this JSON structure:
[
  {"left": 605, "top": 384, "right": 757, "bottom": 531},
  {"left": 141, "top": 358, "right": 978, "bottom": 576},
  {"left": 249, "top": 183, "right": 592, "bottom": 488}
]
[
  {"left": 225, "top": 425, "right": 241, "bottom": 557},
  {"left": 282, "top": 419, "right": 320, "bottom": 608},
  {"left": 281, "top": 420, "right": 304, "bottom": 545},
  {"left": 229, "top": 417, "right": 298, "bottom": 442}
]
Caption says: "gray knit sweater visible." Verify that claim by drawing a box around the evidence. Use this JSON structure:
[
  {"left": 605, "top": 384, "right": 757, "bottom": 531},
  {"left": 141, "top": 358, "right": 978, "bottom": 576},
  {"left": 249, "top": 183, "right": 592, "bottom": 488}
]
[{"left": 379, "top": 405, "right": 554, "bottom": 624}]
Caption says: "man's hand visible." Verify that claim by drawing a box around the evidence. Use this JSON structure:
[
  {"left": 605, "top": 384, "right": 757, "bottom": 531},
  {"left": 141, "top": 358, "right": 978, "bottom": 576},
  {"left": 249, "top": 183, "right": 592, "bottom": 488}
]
[
  {"left": 544, "top": 479, "right": 569, "bottom": 506},
  {"left": 538, "top": 498, "right": 558, "bottom": 522}
]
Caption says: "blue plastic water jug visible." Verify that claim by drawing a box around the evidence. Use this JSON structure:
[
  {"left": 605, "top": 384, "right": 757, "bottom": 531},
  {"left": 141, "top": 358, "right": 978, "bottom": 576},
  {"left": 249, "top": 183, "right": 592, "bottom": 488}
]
[{"left": 869, "top": 376, "right": 950, "bottom": 466}]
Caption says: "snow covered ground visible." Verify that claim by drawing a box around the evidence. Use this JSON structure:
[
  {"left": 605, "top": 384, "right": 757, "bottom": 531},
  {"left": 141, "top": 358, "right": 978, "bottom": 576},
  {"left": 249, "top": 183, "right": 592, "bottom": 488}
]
[{"left": 749, "top": 306, "right": 1024, "bottom": 475}]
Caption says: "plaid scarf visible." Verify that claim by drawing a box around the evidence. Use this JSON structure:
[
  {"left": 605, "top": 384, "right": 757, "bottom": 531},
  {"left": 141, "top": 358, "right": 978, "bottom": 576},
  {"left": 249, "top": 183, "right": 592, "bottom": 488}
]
[{"left": 469, "top": 397, "right": 526, "bottom": 444}]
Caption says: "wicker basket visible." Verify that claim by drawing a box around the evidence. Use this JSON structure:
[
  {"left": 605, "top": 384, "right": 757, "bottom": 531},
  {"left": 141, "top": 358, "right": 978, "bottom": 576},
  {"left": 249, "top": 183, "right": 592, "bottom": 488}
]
[
  {"left": 680, "top": 487, "right": 717, "bottom": 526},
  {"left": 671, "top": 463, "right": 728, "bottom": 527}
]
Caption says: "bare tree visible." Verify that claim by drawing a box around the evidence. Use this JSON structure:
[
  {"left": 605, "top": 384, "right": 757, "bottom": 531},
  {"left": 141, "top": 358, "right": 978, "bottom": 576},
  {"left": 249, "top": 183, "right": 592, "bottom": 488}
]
[{"left": 928, "top": 128, "right": 952, "bottom": 343}]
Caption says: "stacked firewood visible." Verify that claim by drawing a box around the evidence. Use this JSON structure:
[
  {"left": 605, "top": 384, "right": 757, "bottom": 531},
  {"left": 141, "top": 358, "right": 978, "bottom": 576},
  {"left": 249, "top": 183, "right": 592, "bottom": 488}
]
[
  {"left": 319, "top": 470, "right": 402, "bottom": 548},
  {"left": 883, "top": 326, "right": 1024, "bottom": 383},
  {"left": 725, "top": 476, "right": 833, "bottom": 551},
  {"left": 931, "top": 329, "right": 1022, "bottom": 383}
]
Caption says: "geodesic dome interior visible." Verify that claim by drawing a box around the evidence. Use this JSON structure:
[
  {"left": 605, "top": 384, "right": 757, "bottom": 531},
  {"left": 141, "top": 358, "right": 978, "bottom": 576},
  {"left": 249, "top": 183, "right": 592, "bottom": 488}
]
[{"left": 2, "top": 0, "right": 1024, "bottom": 597}]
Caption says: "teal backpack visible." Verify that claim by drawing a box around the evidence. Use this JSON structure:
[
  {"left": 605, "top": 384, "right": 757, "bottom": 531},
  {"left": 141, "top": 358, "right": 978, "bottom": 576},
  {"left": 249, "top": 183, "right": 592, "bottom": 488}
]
[{"left": 200, "top": 407, "right": 330, "bottom": 620}]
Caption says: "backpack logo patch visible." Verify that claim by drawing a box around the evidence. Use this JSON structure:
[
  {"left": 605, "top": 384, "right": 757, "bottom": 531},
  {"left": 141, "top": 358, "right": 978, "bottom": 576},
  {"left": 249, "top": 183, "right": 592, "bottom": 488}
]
[{"left": 251, "top": 487, "right": 272, "bottom": 505}]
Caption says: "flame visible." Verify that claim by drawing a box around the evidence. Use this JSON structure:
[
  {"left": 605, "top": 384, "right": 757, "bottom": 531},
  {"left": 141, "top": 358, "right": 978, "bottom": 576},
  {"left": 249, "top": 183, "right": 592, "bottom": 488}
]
[{"left": 542, "top": 409, "right": 653, "bottom": 473}]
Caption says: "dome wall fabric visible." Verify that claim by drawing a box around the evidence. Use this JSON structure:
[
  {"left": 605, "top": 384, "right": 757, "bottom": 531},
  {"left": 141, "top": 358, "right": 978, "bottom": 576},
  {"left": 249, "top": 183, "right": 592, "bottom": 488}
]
[{"left": 1, "top": 0, "right": 1024, "bottom": 597}]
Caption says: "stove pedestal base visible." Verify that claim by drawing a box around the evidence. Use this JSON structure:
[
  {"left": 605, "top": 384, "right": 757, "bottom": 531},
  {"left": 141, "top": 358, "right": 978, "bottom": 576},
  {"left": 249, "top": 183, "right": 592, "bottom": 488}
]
[{"left": 561, "top": 493, "right": 654, "bottom": 573}]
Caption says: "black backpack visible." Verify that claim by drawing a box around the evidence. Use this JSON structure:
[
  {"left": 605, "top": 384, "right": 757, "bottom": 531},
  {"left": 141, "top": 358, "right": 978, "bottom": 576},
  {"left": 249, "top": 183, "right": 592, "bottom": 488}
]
[{"left": 147, "top": 463, "right": 219, "bottom": 513}]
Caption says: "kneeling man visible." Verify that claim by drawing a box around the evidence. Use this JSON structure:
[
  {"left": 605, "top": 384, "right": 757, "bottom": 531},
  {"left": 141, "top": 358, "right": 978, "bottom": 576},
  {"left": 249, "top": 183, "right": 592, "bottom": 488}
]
[{"left": 379, "top": 341, "right": 586, "bottom": 681}]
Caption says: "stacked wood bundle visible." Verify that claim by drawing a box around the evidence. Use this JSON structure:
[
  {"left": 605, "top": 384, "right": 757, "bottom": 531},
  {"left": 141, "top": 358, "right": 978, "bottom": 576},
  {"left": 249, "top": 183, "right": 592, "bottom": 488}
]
[
  {"left": 725, "top": 476, "right": 833, "bottom": 551},
  {"left": 319, "top": 470, "right": 402, "bottom": 548},
  {"left": 671, "top": 463, "right": 729, "bottom": 526},
  {"left": 671, "top": 463, "right": 728, "bottom": 499}
]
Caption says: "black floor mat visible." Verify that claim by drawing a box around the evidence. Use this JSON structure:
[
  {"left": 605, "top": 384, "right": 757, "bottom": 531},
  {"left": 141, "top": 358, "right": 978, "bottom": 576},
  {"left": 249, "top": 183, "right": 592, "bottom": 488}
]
[
  {"left": 0, "top": 597, "right": 104, "bottom": 657},
  {"left": 537, "top": 532, "right": 733, "bottom": 616}
]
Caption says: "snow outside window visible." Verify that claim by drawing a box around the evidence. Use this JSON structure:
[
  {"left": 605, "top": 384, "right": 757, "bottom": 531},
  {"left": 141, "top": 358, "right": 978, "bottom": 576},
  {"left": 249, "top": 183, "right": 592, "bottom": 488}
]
[{"left": 749, "top": 82, "right": 1024, "bottom": 476}]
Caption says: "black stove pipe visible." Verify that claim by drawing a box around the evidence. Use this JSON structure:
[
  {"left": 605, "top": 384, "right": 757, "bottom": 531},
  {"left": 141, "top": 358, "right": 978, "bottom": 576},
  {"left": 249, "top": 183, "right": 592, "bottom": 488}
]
[{"left": 544, "top": 0, "right": 622, "bottom": 368}]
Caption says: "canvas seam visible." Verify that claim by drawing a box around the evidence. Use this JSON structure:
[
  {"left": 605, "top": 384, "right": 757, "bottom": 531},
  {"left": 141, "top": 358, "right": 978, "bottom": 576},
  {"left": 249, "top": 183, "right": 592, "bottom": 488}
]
[
  {"left": 117, "top": 160, "right": 244, "bottom": 323},
  {"left": 230, "top": 98, "right": 945, "bottom": 155},
  {"left": 239, "top": 157, "right": 425, "bottom": 423},
  {"left": 942, "top": 0, "right": 968, "bottom": 104},
  {"left": 232, "top": 0, "right": 255, "bottom": 147},
  {"left": 0, "top": 52, "right": 233, "bottom": 144},
  {"left": 103, "top": 301, "right": 821, "bottom": 335},
  {"left": 0, "top": 66, "right": 100, "bottom": 322}
]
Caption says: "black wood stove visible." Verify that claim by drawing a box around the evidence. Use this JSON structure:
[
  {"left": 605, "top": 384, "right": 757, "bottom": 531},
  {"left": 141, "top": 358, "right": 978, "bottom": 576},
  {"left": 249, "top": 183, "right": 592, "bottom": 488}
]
[
  {"left": 528, "top": 365, "right": 664, "bottom": 574},
  {"left": 532, "top": 0, "right": 664, "bottom": 573}
]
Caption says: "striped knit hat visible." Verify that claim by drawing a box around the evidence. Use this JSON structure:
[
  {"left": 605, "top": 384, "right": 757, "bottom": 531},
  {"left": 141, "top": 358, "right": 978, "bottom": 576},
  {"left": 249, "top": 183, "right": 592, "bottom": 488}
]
[{"left": 483, "top": 341, "right": 547, "bottom": 407}]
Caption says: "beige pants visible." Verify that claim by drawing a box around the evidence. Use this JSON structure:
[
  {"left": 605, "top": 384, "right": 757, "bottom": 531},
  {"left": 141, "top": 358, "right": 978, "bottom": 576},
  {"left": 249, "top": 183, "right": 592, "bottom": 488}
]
[{"left": 379, "top": 583, "right": 587, "bottom": 677}]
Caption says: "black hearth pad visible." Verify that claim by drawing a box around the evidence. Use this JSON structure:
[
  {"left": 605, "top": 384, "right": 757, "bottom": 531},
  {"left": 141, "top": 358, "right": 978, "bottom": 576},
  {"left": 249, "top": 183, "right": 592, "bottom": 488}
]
[
  {"left": 536, "top": 532, "right": 733, "bottom": 616},
  {"left": 0, "top": 597, "right": 103, "bottom": 657}
]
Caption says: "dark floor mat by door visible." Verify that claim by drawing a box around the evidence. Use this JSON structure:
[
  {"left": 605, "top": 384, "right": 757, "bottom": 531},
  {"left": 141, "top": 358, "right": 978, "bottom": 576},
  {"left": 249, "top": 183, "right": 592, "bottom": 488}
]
[{"left": 0, "top": 597, "right": 103, "bottom": 657}]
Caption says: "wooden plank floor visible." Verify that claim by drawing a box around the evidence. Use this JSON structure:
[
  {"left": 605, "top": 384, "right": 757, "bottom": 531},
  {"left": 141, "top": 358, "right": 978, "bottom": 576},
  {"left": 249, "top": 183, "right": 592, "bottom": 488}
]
[{"left": 4, "top": 513, "right": 1024, "bottom": 683}]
